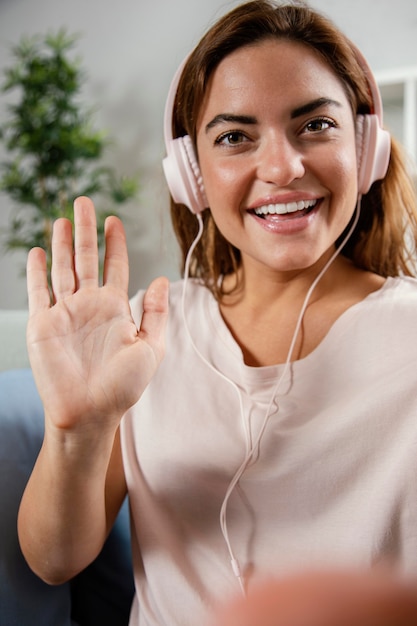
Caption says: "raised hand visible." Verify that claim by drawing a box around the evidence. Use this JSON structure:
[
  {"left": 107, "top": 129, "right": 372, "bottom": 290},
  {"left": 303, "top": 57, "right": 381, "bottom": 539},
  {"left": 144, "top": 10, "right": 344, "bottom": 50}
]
[
  {"left": 26, "top": 196, "right": 169, "bottom": 433},
  {"left": 18, "top": 196, "right": 167, "bottom": 582}
]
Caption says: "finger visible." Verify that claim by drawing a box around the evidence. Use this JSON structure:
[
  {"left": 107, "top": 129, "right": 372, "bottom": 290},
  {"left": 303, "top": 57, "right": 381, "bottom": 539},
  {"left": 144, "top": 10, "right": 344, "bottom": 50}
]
[
  {"left": 102, "top": 215, "right": 129, "bottom": 292},
  {"left": 138, "top": 277, "right": 170, "bottom": 360},
  {"left": 73, "top": 196, "right": 99, "bottom": 288},
  {"left": 51, "top": 218, "right": 75, "bottom": 302},
  {"left": 27, "top": 247, "right": 51, "bottom": 315}
]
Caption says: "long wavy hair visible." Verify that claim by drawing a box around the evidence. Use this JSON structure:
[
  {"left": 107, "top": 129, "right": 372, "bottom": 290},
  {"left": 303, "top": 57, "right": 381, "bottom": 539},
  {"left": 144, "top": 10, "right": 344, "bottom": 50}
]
[{"left": 169, "top": 0, "right": 417, "bottom": 300}]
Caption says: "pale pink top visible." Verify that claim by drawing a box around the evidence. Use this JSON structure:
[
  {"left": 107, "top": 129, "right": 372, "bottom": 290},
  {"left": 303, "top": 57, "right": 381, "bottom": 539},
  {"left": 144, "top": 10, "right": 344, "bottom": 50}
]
[{"left": 121, "top": 276, "right": 417, "bottom": 625}]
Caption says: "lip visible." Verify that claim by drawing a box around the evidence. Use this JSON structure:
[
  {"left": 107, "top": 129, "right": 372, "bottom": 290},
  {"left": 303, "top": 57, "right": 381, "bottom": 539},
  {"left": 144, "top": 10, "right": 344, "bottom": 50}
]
[{"left": 248, "top": 198, "right": 322, "bottom": 234}]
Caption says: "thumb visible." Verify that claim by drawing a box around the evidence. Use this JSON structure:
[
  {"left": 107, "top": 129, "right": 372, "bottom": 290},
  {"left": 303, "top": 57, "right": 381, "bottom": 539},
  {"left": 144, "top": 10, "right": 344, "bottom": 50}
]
[{"left": 138, "top": 277, "right": 170, "bottom": 361}]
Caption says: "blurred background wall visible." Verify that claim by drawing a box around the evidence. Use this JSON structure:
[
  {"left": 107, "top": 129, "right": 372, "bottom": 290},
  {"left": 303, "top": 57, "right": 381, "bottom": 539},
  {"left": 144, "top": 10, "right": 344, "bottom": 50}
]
[{"left": 1, "top": 0, "right": 416, "bottom": 309}]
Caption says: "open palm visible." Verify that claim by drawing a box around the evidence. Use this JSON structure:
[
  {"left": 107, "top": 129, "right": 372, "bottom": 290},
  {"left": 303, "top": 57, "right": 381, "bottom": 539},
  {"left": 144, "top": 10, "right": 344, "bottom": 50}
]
[{"left": 26, "top": 196, "right": 169, "bottom": 432}]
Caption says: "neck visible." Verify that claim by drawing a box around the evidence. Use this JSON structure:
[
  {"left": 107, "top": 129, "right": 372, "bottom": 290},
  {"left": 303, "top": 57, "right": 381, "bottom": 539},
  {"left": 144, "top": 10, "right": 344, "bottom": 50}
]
[
  {"left": 222, "top": 247, "right": 346, "bottom": 310},
  {"left": 218, "top": 255, "right": 382, "bottom": 367}
]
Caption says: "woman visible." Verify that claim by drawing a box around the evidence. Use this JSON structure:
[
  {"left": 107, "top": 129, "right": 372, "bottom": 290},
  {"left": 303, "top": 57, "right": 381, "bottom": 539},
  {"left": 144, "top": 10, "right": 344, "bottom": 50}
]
[{"left": 18, "top": 1, "right": 417, "bottom": 625}]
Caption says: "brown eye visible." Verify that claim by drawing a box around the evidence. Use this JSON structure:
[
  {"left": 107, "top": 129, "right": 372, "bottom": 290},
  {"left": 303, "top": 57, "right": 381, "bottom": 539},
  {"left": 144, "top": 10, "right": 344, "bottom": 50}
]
[
  {"left": 305, "top": 117, "right": 336, "bottom": 133},
  {"left": 215, "top": 130, "right": 247, "bottom": 146}
]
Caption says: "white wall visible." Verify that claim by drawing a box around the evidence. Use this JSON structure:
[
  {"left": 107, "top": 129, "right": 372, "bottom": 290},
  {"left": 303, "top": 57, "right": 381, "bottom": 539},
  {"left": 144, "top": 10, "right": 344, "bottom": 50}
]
[{"left": 1, "top": 0, "right": 416, "bottom": 309}]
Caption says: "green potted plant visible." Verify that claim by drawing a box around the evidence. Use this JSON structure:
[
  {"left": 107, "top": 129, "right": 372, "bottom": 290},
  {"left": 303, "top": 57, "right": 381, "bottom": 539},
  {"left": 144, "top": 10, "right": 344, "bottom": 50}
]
[{"left": 0, "top": 28, "right": 138, "bottom": 278}]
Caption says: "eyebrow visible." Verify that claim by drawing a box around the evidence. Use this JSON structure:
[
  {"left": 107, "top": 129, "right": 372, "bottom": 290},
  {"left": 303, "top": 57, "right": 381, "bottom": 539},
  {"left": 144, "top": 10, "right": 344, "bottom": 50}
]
[
  {"left": 205, "top": 113, "right": 256, "bottom": 134},
  {"left": 290, "top": 97, "right": 342, "bottom": 119},
  {"left": 204, "top": 98, "right": 342, "bottom": 134}
]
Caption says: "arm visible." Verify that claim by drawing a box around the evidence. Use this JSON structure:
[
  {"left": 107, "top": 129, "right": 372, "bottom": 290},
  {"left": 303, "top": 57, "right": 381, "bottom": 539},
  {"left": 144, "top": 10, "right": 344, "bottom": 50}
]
[{"left": 18, "top": 196, "right": 169, "bottom": 584}]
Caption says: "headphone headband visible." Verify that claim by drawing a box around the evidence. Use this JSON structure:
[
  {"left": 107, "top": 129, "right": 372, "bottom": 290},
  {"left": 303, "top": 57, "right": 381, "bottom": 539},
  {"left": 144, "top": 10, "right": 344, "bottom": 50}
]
[
  {"left": 163, "top": 56, "right": 189, "bottom": 150},
  {"left": 351, "top": 44, "right": 383, "bottom": 121}
]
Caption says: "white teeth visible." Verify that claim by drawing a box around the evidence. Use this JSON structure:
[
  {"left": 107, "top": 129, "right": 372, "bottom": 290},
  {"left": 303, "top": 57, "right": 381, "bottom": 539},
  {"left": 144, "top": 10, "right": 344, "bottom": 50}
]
[{"left": 254, "top": 199, "right": 317, "bottom": 216}]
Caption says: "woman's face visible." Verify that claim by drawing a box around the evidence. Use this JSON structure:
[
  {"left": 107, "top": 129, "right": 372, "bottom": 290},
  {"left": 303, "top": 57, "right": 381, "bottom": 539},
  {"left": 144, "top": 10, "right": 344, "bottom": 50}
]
[{"left": 196, "top": 39, "right": 359, "bottom": 278}]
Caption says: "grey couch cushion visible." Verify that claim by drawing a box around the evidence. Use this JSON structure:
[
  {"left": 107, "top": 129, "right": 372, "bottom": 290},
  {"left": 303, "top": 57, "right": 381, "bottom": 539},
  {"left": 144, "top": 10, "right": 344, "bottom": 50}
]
[
  {"left": 0, "top": 368, "right": 134, "bottom": 625},
  {"left": 0, "top": 368, "right": 73, "bottom": 625}
]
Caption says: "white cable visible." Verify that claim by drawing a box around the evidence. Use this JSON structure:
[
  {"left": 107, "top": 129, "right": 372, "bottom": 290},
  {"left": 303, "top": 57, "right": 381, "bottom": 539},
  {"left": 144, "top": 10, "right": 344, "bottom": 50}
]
[
  {"left": 180, "top": 215, "right": 253, "bottom": 455},
  {"left": 181, "top": 198, "right": 362, "bottom": 595}
]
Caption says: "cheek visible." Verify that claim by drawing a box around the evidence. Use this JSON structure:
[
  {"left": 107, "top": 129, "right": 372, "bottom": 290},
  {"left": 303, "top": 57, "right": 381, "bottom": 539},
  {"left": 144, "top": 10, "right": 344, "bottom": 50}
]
[
  {"left": 330, "top": 148, "right": 360, "bottom": 238},
  {"left": 343, "top": 143, "right": 359, "bottom": 178},
  {"left": 200, "top": 159, "right": 248, "bottom": 210},
  {"left": 197, "top": 135, "right": 250, "bottom": 206},
  {"left": 327, "top": 141, "right": 359, "bottom": 199},
  {"left": 198, "top": 161, "right": 247, "bottom": 241}
]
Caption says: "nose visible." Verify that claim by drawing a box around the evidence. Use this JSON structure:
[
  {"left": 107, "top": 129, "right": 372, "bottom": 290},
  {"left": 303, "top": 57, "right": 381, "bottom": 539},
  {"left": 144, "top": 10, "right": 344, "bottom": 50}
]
[{"left": 256, "top": 132, "right": 305, "bottom": 186}]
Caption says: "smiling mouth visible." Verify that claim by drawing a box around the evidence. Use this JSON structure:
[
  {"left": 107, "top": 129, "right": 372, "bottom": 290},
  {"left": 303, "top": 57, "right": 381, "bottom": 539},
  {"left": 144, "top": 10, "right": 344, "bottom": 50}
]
[{"left": 251, "top": 199, "right": 319, "bottom": 219}]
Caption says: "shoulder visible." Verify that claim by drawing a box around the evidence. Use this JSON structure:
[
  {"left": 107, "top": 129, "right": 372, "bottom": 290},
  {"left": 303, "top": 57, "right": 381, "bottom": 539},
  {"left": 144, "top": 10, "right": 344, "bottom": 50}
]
[
  {"left": 376, "top": 276, "right": 417, "bottom": 306},
  {"left": 358, "top": 276, "right": 417, "bottom": 345}
]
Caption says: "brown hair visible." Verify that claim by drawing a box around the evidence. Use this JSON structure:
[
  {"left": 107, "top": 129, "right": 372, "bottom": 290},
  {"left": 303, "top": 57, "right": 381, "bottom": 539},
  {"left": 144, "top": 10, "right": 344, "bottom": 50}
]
[{"left": 169, "top": 0, "right": 417, "bottom": 299}]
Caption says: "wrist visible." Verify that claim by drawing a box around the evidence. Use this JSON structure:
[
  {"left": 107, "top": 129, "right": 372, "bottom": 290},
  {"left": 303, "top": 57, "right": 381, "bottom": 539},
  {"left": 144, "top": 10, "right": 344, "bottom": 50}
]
[{"left": 42, "top": 417, "right": 118, "bottom": 474}]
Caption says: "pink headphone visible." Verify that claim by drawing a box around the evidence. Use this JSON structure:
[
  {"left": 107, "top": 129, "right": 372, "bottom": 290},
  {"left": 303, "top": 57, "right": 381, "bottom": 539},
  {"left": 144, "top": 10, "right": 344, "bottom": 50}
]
[{"left": 162, "top": 44, "right": 391, "bottom": 214}]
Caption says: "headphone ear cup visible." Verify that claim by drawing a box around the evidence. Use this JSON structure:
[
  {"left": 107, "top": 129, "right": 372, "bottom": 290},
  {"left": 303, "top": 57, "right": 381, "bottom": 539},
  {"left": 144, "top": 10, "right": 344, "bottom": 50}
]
[
  {"left": 162, "top": 135, "right": 208, "bottom": 214},
  {"left": 356, "top": 114, "right": 391, "bottom": 195}
]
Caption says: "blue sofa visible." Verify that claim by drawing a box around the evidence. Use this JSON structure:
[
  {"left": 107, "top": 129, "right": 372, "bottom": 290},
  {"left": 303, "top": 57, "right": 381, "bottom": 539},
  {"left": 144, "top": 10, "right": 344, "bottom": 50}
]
[{"left": 0, "top": 310, "right": 134, "bottom": 625}]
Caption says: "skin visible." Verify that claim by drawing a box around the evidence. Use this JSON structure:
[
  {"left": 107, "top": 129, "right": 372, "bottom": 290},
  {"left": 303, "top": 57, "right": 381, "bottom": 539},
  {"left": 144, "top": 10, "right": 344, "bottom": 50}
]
[
  {"left": 213, "top": 570, "right": 417, "bottom": 626},
  {"left": 196, "top": 40, "right": 384, "bottom": 366},
  {"left": 196, "top": 40, "right": 359, "bottom": 275},
  {"left": 18, "top": 197, "right": 169, "bottom": 582},
  {"left": 17, "top": 39, "right": 413, "bottom": 626}
]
